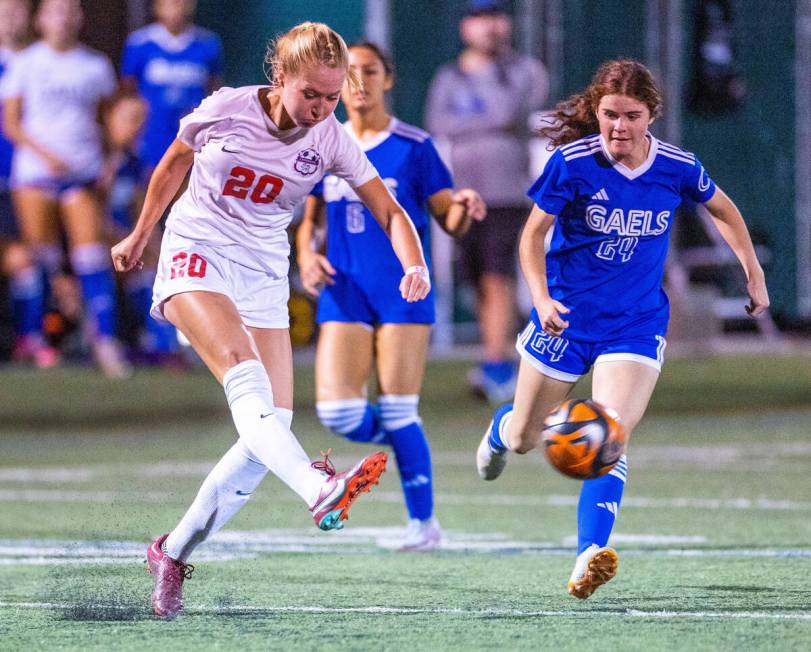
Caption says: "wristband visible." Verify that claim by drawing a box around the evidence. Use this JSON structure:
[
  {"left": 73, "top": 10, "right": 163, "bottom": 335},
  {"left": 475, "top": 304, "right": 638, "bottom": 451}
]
[{"left": 405, "top": 265, "right": 429, "bottom": 280}]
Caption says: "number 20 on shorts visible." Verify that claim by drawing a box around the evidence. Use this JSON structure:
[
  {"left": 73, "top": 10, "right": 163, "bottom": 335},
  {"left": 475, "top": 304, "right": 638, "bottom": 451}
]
[
  {"left": 222, "top": 166, "right": 284, "bottom": 204},
  {"left": 171, "top": 252, "right": 207, "bottom": 279}
]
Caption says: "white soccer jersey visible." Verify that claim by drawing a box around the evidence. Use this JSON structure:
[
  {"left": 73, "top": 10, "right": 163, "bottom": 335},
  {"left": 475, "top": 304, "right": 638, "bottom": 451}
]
[
  {"left": 167, "top": 85, "right": 378, "bottom": 278},
  {"left": 0, "top": 42, "right": 116, "bottom": 184}
]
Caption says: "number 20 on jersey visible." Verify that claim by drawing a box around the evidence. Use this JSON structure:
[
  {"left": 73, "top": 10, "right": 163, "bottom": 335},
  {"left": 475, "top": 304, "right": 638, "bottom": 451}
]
[{"left": 222, "top": 166, "right": 285, "bottom": 204}]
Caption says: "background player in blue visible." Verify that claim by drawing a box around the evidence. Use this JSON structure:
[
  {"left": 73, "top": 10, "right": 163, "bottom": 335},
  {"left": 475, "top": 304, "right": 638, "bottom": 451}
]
[
  {"left": 121, "top": 0, "right": 224, "bottom": 168},
  {"left": 297, "top": 43, "right": 486, "bottom": 551},
  {"left": 476, "top": 60, "right": 769, "bottom": 596},
  {"left": 1, "top": 0, "right": 128, "bottom": 377},
  {"left": 100, "top": 92, "right": 179, "bottom": 362}
]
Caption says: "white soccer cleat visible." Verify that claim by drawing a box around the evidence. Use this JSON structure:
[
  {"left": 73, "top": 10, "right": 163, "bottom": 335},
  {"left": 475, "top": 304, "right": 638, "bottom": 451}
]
[
  {"left": 567, "top": 544, "right": 619, "bottom": 599},
  {"left": 476, "top": 423, "right": 507, "bottom": 481},
  {"left": 398, "top": 517, "right": 442, "bottom": 552}
]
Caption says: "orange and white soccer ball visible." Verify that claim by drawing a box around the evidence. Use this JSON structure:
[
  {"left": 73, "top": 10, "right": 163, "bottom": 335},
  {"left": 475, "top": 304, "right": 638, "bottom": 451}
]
[{"left": 541, "top": 399, "right": 627, "bottom": 480}]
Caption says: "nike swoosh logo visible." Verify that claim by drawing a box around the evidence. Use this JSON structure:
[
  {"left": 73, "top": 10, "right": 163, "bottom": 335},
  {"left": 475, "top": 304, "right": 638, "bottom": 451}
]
[
  {"left": 235, "top": 490, "right": 252, "bottom": 496},
  {"left": 222, "top": 145, "right": 240, "bottom": 153},
  {"left": 260, "top": 413, "right": 273, "bottom": 419}
]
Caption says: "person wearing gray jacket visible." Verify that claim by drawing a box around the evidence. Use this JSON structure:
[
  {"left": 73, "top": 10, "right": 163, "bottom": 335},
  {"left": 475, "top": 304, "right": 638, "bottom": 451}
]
[{"left": 425, "top": 0, "right": 548, "bottom": 403}]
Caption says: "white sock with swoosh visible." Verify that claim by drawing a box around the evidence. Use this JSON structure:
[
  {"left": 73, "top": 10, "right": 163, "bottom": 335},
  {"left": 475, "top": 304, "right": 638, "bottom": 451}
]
[{"left": 164, "top": 407, "right": 294, "bottom": 561}]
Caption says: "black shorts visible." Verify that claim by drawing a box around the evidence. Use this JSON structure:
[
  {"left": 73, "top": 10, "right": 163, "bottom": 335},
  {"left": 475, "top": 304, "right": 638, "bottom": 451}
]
[
  {"left": 456, "top": 205, "right": 527, "bottom": 283},
  {"left": 0, "top": 189, "right": 18, "bottom": 239}
]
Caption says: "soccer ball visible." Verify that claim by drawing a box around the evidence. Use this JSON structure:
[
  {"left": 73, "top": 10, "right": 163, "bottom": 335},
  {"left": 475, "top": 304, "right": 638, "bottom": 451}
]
[{"left": 541, "top": 399, "right": 626, "bottom": 480}]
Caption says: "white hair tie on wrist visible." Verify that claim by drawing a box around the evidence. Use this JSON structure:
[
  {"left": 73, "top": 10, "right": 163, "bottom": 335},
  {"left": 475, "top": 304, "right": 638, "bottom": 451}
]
[{"left": 405, "top": 265, "right": 429, "bottom": 279}]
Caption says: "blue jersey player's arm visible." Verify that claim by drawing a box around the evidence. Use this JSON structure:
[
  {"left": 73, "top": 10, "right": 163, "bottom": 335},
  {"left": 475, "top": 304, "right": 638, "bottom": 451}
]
[
  {"left": 523, "top": 149, "right": 577, "bottom": 337},
  {"left": 681, "top": 158, "right": 769, "bottom": 317},
  {"left": 426, "top": 188, "right": 486, "bottom": 237},
  {"left": 416, "top": 139, "right": 486, "bottom": 237},
  {"left": 296, "top": 188, "right": 336, "bottom": 297},
  {"left": 702, "top": 187, "right": 769, "bottom": 317},
  {"left": 519, "top": 205, "right": 570, "bottom": 337}
]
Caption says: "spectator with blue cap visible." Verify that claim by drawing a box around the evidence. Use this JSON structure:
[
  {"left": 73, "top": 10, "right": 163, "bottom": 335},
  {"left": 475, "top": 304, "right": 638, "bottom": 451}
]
[{"left": 426, "top": 0, "right": 549, "bottom": 404}]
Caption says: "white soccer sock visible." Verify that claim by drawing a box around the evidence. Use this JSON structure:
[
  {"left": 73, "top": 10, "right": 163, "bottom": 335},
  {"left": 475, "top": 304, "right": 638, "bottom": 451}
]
[
  {"left": 163, "top": 408, "right": 293, "bottom": 561},
  {"left": 223, "top": 360, "right": 324, "bottom": 506}
]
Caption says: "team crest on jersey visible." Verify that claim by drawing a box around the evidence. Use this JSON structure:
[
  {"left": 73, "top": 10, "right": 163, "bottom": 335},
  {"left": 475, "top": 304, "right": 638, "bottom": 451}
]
[{"left": 294, "top": 148, "right": 321, "bottom": 176}]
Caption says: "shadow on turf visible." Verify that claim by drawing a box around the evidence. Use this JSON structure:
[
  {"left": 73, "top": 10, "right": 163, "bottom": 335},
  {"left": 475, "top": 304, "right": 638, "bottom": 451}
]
[
  {"left": 56, "top": 602, "right": 147, "bottom": 622},
  {"left": 680, "top": 584, "right": 811, "bottom": 597}
]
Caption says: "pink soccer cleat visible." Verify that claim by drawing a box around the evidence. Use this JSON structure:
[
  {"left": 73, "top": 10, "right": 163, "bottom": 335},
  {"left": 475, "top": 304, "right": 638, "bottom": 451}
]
[
  {"left": 309, "top": 449, "right": 387, "bottom": 531},
  {"left": 146, "top": 534, "right": 194, "bottom": 619}
]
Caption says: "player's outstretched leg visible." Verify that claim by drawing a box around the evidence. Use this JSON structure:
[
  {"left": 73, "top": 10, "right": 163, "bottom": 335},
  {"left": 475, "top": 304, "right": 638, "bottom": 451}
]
[
  {"left": 568, "top": 455, "right": 627, "bottom": 598},
  {"left": 309, "top": 449, "right": 388, "bottom": 530},
  {"left": 476, "top": 403, "right": 513, "bottom": 480},
  {"left": 146, "top": 534, "right": 195, "bottom": 619}
]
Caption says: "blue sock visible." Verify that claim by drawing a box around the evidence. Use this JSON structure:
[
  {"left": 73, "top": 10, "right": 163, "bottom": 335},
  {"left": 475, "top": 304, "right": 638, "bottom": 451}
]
[
  {"left": 126, "top": 273, "right": 153, "bottom": 328},
  {"left": 146, "top": 316, "right": 179, "bottom": 353},
  {"left": 387, "top": 421, "right": 433, "bottom": 521},
  {"left": 488, "top": 403, "right": 513, "bottom": 453},
  {"left": 77, "top": 270, "right": 117, "bottom": 337},
  {"left": 316, "top": 399, "right": 388, "bottom": 444},
  {"left": 9, "top": 266, "right": 45, "bottom": 336},
  {"left": 71, "top": 244, "right": 117, "bottom": 338},
  {"left": 379, "top": 395, "right": 432, "bottom": 521},
  {"left": 576, "top": 455, "right": 627, "bottom": 553},
  {"left": 481, "top": 360, "right": 516, "bottom": 384}
]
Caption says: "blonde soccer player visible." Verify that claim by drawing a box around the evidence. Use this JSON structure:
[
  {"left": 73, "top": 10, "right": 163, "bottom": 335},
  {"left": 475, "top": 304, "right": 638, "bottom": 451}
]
[
  {"left": 112, "top": 23, "right": 432, "bottom": 619},
  {"left": 297, "top": 42, "right": 485, "bottom": 551}
]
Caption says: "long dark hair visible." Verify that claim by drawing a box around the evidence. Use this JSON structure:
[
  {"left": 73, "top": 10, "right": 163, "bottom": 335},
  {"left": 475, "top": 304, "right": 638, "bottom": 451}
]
[
  {"left": 348, "top": 40, "right": 395, "bottom": 77},
  {"left": 539, "top": 59, "right": 663, "bottom": 147}
]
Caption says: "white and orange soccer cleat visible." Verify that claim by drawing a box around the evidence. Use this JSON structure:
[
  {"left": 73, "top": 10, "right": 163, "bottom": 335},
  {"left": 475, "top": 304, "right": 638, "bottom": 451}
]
[
  {"left": 567, "top": 544, "right": 619, "bottom": 599},
  {"left": 309, "top": 449, "right": 387, "bottom": 531},
  {"left": 146, "top": 534, "right": 194, "bottom": 619}
]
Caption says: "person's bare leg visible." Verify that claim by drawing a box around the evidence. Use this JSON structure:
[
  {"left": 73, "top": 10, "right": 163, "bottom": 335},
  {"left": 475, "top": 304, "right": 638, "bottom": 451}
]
[
  {"left": 476, "top": 356, "right": 574, "bottom": 480},
  {"left": 568, "top": 360, "right": 660, "bottom": 599},
  {"left": 314, "top": 322, "right": 379, "bottom": 441}
]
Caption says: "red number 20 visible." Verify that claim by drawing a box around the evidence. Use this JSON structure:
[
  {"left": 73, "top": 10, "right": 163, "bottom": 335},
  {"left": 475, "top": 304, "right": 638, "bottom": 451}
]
[
  {"left": 222, "top": 166, "right": 284, "bottom": 204},
  {"left": 170, "top": 252, "right": 207, "bottom": 279}
]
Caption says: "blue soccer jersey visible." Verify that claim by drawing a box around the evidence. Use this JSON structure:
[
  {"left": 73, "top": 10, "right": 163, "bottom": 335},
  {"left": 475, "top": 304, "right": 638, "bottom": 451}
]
[
  {"left": 109, "top": 150, "right": 147, "bottom": 230},
  {"left": 528, "top": 134, "right": 717, "bottom": 342},
  {"left": 0, "top": 48, "right": 15, "bottom": 187},
  {"left": 312, "top": 118, "right": 453, "bottom": 325},
  {"left": 121, "top": 23, "right": 224, "bottom": 166}
]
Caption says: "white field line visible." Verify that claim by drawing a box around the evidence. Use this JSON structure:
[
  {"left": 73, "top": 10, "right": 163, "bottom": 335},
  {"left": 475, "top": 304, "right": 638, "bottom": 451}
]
[
  {"left": 0, "top": 601, "right": 810, "bottom": 621},
  {"left": 0, "top": 530, "right": 809, "bottom": 566},
  {"left": 3, "top": 440, "right": 811, "bottom": 484},
  {"left": 0, "top": 487, "right": 809, "bottom": 513}
]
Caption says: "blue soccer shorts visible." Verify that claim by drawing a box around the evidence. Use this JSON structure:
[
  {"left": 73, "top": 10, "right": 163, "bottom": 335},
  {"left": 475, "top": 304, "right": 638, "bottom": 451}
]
[
  {"left": 316, "top": 269, "right": 435, "bottom": 326},
  {"left": 515, "top": 316, "right": 667, "bottom": 382}
]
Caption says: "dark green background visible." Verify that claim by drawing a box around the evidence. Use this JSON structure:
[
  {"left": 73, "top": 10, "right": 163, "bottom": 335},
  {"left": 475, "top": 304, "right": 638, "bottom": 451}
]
[{"left": 196, "top": 0, "right": 797, "bottom": 318}]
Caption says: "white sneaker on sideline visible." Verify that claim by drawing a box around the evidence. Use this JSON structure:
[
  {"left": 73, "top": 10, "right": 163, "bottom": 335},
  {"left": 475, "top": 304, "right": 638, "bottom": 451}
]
[
  {"left": 93, "top": 337, "right": 132, "bottom": 380},
  {"left": 476, "top": 422, "right": 507, "bottom": 481},
  {"left": 399, "top": 517, "right": 441, "bottom": 552},
  {"left": 567, "top": 544, "right": 619, "bottom": 599}
]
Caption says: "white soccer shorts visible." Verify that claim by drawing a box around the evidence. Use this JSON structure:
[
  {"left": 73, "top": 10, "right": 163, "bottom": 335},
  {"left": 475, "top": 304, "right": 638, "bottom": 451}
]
[{"left": 151, "top": 229, "right": 290, "bottom": 329}]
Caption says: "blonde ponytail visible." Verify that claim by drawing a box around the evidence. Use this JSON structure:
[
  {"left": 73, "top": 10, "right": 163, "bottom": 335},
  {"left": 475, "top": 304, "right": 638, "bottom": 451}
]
[{"left": 265, "top": 22, "right": 360, "bottom": 91}]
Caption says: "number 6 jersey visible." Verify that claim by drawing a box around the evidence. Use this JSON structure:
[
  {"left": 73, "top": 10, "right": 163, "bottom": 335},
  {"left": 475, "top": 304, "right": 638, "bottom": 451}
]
[
  {"left": 166, "top": 86, "right": 377, "bottom": 279},
  {"left": 528, "top": 133, "right": 717, "bottom": 341}
]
